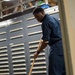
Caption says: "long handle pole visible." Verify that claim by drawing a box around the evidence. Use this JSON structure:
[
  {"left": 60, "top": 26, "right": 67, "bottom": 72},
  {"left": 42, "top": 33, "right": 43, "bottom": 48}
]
[{"left": 28, "top": 58, "right": 35, "bottom": 75}]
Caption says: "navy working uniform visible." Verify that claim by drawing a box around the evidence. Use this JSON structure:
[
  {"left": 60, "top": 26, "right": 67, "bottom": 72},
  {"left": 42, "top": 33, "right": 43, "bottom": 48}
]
[{"left": 41, "top": 14, "right": 66, "bottom": 75}]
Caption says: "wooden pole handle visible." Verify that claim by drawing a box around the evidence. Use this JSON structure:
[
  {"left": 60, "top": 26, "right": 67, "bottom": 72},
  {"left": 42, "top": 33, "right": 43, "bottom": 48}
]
[{"left": 28, "top": 58, "right": 35, "bottom": 75}]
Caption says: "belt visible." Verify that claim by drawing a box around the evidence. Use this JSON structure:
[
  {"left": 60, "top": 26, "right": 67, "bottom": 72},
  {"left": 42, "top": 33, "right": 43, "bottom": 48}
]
[{"left": 49, "top": 39, "right": 61, "bottom": 46}]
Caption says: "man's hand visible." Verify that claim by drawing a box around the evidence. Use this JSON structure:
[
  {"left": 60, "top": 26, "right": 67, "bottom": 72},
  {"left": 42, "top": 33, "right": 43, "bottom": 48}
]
[
  {"left": 34, "top": 51, "right": 40, "bottom": 59},
  {"left": 33, "top": 39, "right": 48, "bottom": 59}
]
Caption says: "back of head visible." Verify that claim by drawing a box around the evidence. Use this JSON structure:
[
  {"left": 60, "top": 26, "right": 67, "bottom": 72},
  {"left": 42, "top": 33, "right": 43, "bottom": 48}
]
[{"left": 33, "top": 7, "right": 44, "bottom": 14}]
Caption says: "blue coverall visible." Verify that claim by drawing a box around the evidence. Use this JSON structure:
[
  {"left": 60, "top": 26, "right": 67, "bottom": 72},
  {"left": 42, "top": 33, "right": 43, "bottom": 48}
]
[{"left": 41, "top": 14, "right": 66, "bottom": 75}]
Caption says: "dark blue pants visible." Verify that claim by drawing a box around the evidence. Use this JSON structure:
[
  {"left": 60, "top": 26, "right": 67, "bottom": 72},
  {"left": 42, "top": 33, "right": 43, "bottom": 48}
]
[{"left": 48, "top": 52, "right": 66, "bottom": 75}]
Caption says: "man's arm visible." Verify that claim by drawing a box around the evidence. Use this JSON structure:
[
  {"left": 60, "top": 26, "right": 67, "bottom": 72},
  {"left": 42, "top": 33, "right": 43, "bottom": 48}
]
[
  {"left": 37, "top": 39, "right": 48, "bottom": 52},
  {"left": 34, "top": 39, "right": 48, "bottom": 59}
]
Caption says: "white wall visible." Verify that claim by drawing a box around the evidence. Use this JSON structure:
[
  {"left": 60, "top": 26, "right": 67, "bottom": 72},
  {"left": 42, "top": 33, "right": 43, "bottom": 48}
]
[{"left": 58, "top": 0, "right": 75, "bottom": 75}]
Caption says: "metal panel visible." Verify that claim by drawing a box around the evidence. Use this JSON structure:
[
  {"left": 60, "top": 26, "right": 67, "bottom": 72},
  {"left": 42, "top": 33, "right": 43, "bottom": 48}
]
[
  {"left": 10, "top": 43, "right": 27, "bottom": 75},
  {"left": 8, "top": 17, "right": 26, "bottom": 44},
  {"left": 0, "top": 26, "right": 6, "bottom": 32},
  {"left": 0, "top": 46, "right": 10, "bottom": 75},
  {"left": 8, "top": 16, "right": 27, "bottom": 75},
  {"left": 50, "top": 13, "right": 60, "bottom": 20},
  {"left": 0, "top": 24, "right": 10, "bottom": 75}
]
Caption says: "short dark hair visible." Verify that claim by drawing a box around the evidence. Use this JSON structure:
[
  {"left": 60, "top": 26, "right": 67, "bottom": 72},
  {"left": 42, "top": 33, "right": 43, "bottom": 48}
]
[{"left": 33, "top": 7, "right": 44, "bottom": 14}]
